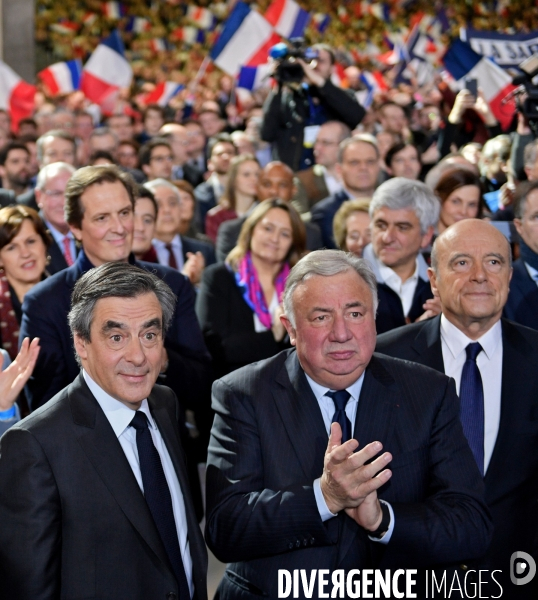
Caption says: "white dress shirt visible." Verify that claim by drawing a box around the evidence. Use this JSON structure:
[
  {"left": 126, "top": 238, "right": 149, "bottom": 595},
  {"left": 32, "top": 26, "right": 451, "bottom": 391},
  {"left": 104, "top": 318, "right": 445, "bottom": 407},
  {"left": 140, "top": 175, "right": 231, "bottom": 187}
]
[
  {"left": 524, "top": 262, "right": 538, "bottom": 287},
  {"left": 362, "top": 244, "right": 429, "bottom": 317},
  {"left": 83, "top": 370, "right": 194, "bottom": 596},
  {"left": 439, "top": 315, "right": 503, "bottom": 473},
  {"left": 153, "top": 234, "right": 184, "bottom": 271},
  {"left": 45, "top": 220, "right": 76, "bottom": 264},
  {"left": 306, "top": 372, "right": 394, "bottom": 543}
]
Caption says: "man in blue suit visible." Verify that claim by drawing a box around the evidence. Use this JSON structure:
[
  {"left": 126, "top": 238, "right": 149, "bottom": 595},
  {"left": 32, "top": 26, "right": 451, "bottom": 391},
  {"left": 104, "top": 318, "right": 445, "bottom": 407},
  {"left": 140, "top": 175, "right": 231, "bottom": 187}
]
[
  {"left": 20, "top": 165, "right": 212, "bottom": 415},
  {"left": 311, "top": 135, "right": 380, "bottom": 249}
]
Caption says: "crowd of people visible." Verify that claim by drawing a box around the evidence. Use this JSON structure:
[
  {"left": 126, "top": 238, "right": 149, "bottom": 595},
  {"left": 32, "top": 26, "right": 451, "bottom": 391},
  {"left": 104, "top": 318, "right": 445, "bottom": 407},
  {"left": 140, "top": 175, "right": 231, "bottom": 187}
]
[{"left": 0, "top": 8, "right": 538, "bottom": 597}]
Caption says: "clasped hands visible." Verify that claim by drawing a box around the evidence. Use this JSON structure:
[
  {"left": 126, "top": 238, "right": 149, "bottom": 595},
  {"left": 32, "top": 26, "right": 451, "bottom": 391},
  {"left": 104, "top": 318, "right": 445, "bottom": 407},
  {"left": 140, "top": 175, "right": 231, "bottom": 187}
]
[{"left": 320, "top": 422, "right": 392, "bottom": 532}]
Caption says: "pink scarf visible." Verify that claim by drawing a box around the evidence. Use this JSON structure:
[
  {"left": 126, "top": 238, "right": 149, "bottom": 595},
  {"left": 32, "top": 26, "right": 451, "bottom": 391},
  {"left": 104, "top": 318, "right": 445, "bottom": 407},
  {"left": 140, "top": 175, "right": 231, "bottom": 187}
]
[{"left": 234, "top": 252, "right": 290, "bottom": 329}]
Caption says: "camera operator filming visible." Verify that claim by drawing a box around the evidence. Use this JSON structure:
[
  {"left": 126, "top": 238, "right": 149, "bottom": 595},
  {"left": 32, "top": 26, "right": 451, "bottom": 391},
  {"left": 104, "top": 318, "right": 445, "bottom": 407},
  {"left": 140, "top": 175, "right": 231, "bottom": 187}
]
[{"left": 261, "top": 41, "right": 365, "bottom": 172}]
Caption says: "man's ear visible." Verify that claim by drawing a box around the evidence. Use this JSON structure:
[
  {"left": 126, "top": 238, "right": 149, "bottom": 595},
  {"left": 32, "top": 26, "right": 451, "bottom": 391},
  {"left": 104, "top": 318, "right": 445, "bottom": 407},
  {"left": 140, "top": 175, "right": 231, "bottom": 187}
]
[
  {"left": 73, "top": 334, "right": 88, "bottom": 361},
  {"left": 428, "top": 267, "right": 440, "bottom": 298},
  {"left": 35, "top": 188, "right": 43, "bottom": 209},
  {"left": 142, "top": 164, "right": 151, "bottom": 177},
  {"left": 514, "top": 218, "right": 523, "bottom": 238},
  {"left": 281, "top": 315, "right": 297, "bottom": 346},
  {"left": 69, "top": 222, "right": 83, "bottom": 242}
]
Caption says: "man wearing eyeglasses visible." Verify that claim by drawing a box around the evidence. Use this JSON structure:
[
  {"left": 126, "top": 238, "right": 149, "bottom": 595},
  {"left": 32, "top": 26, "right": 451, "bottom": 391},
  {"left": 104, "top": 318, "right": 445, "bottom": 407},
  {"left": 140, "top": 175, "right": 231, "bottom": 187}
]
[
  {"left": 159, "top": 123, "right": 204, "bottom": 188},
  {"left": 139, "top": 138, "right": 175, "bottom": 182},
  {"left": 31, "top": 162, "right": 77, "bottom": 274}
]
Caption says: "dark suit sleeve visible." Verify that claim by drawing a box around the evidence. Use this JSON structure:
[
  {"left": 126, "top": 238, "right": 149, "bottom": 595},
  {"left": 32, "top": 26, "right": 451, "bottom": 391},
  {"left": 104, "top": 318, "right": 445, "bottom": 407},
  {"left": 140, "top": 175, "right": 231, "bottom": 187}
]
[
  {"left": 387, "top": 378, "right": 493, "bottom": 565},
  {"left": 316, "top": 80, "right": 364, "bottom": 130},
  {"left": 20, "top": 287, "right": 73, "bottom": 410},
  {"left": 0, "top": 428, "right": 61, "bottom": 598},
  {"left": 205, "top": 378, "right": 332, "bottom": 563},
  {"left": 215, "top": 221, "right": 239, "bottom": 263}
]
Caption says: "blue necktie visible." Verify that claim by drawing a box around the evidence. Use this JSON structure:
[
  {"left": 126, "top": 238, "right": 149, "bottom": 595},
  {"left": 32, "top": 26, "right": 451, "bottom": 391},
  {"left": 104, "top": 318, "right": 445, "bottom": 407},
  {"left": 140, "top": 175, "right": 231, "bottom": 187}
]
[
  {"left": 130, "top": 411, "right": 191, "bottom": 597},
  {"left": 459, "top": 343, "right": 485, "bottom": 476},
  {"left": 326, "top": 390, "right": 352, "bottom": 443}
]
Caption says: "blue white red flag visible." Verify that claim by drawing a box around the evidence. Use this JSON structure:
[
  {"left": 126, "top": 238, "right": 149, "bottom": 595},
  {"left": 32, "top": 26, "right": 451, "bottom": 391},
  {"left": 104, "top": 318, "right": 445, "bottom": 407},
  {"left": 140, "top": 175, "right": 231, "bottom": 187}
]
[
  {"left": 38, "top": 60, "right": 82, "bottom": 96},
  {"left": 264, "top": 0, "right": 310, "bottom": 39}
]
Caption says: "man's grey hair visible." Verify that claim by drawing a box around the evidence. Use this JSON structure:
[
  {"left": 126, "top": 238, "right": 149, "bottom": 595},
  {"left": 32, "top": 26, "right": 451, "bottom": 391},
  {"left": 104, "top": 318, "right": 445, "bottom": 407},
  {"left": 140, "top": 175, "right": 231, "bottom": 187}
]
[
  {"left": 369, "top": 177, "right": 440, "bottom": 234},
  {"left": 89, "top": 127, "right": 119, "bottom": 147},
  {"left": 143, "top": 178, "right": 180, "bottom": 198},
  {"left": 338, "top": 134, "right": 379, "bottom": 163},
  {"left": 35, "top": 162, "right": 76, "bottom": 190},
  {"left": 36, "top": 129, "right": 77, "bottom": 164},
  {"left": 282, "top": 250, "right": 378, "bottom": 328},
  {"left": 68, "top": 262, "right": 177, "bottom": 363}
]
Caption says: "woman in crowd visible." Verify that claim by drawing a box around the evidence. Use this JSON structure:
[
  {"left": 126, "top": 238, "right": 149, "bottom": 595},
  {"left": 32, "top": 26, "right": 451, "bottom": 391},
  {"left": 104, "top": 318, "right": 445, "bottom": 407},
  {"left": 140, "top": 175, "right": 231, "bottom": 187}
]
[
  {"left": 205, "top": 154, "right": 260, "bottom": 243},
  {"left": 196, "top": 199, "right": 306, "bottom": 378},
  {"left": 332, "top": 198, "right": 372, "bottom": 257},
  {"left": 0, "top": 206, "right": 51, "bottom": 361},
  {"left": 434, "top": 168, "right": 484, "bottom": 234}
]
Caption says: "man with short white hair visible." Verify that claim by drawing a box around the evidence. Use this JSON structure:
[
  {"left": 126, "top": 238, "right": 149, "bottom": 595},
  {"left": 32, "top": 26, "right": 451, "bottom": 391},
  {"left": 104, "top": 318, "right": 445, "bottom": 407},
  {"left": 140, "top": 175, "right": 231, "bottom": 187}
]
[
  {"left": 362, "top": 177, "right": 439, "bottom": 334},
  {"left": 34, "top": 162, "right": 77, "bottom": 274}
]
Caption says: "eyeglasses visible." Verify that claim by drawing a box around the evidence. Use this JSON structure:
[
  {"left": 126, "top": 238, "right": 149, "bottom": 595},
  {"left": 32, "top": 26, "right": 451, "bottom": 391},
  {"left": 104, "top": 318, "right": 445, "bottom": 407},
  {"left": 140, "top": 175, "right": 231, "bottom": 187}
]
[
  {"left": 315, "top": 139, "right": 338, "bottom": 147},
  {"left": 42, "top": 189, "right": 65, "bottom": 198},
  {"left": 150, "top": 155, "right": 173, "bottom": 163}
]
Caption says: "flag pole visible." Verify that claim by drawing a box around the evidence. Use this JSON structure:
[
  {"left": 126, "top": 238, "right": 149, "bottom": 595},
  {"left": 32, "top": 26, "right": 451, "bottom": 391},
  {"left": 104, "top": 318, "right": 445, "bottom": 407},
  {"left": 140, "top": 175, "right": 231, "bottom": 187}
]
[{"left": 190, "top": 55, "right": 211, "bottom": 93}]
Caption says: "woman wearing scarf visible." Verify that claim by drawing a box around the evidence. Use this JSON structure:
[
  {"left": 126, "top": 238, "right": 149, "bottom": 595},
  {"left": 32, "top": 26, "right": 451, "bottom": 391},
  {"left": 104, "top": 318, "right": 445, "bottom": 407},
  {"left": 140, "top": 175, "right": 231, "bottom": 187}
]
[{"left": 196, "top": 199, "right": 306, "bottom": 378}]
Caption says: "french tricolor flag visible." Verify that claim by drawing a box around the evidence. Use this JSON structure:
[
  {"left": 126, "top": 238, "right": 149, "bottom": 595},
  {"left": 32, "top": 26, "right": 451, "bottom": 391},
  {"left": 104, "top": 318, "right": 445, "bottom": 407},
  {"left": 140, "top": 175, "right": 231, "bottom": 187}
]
[
  {"left": 359, "top": 71, "right": 388, "bottom": 108},
  {"left": 81, "top": 31, "right": 133, "bottom": 105},
  {"left": 186, "top": 6, "right": 217, "bottom": 30},
  {"left": 50, "top": 20, "right": 79, "bottom": 35},
  {"left": 125, "top": 16, "right": 150, "bottom": 34},
  {"left": 0, "top": 61, "right": 35, "bottom": 132},
  {"left": 210, "top": 2, "right": 281, "bottom": 76},
  {"left": 443, "top": 39, "right": 516, "bottom": 130},
  {"left": 264, "top": 0, "right": 310, "bottom": 39},
  {"left": 38, "top": 60, "right": 82, "bottom": 96},
  {"left": 237, "top": 64, "right": 273, "bottom": 91},
  {"left": 311, "top": 13, "right": 330, "bottom": 33},
  {"left": 171, "top": 26, "right": 205, "bottom": 45},
  {"left": 102, "top": 1, "right": 125, "bottom": 19},
  {"left": 141, "top": 82, "right": 184, "bottom": 107}
]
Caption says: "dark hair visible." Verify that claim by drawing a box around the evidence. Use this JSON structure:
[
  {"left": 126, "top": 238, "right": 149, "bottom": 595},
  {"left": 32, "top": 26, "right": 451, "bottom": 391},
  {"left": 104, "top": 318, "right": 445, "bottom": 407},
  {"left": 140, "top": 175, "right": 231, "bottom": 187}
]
[
  {"left": 139, "top": 138, "right": 172, "bottom": 167},
  {"left": 17, "top": 118, "right": 38, "bottom": 131},
  {"left": 385, "top": 142, "right": 421, "bottom": 169},
  {"left": 207, "top": 133, "right": 234, "bottom": 159},
  {"left": 64, "top": 164, "right": 137, "bottom": 229},
  {"left": 173, "top": 179, "right": 195, "bottom": 200},
  {"left": 0, "top": 142, "right": 29, "bottom": 166},
  {"left": 514, "top": 180, "right": 538, "bottom": 220},
  {"left": 68, "top": 262, "right": 177, "bottom": 345},
  {"left": 143, "top": 104, "right": 165, "bottom": 122},
  {"left": 88, "top": 150, "right": 116, "bottom": 165},
  {"left": 227, "top": 198, "right": 306, "bottom": 269},
  {"left": 136, "top": 185, "right": 158, "bottom": 216},
  {"left": 434, "top": 168, "right": 484, "bottom": 218},
  {"left": 0, "top": 205, "right": 52, "bottom": 250},
  {"left": 311, "top": 43, "right": 335, "bottom": 65}
]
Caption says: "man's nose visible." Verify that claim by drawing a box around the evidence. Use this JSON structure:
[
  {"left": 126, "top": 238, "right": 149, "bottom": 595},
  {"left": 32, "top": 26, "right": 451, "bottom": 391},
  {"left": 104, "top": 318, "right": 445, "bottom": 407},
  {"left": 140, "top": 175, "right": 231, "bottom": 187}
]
[
  {"left": 125, "top": 338, "right": 146, "bottom": 365},
  {"left": 330, "top": 314, "right": 351, "bottom": 342}
]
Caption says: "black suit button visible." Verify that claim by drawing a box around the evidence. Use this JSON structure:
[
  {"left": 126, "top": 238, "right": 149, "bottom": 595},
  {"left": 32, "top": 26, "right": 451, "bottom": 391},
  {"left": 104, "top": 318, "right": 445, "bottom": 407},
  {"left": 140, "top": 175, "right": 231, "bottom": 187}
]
[
  {"left": 288, "top": 542, "right": 294, "bottom": 549},
  {"left": 460, "top": 565, "right": 468, "bottom": 571},
  {"left": 310, "top": 538, "right": 315, "bottom": 545},
  {"left": 296, "top": 540, "right": 301, "bottom": 547},
  {"left": 166, "top": 594, "right": 177, "bottom": 600},
  {"left": 303, "top": 539, "right": 308, "bottom": 546}
]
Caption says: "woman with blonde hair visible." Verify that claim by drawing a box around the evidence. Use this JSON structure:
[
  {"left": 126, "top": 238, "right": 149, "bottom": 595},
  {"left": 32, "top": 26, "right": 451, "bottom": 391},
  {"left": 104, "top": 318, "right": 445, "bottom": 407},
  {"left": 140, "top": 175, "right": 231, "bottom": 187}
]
[
  {"left": 332, "top": 198, "right": 372, "bottom": 257},
  {"left": 196, "top": 198, "right": 306, "bottom": 377},
  {"left": 205, "top": 153, "right": 260, "bottom": 243}
]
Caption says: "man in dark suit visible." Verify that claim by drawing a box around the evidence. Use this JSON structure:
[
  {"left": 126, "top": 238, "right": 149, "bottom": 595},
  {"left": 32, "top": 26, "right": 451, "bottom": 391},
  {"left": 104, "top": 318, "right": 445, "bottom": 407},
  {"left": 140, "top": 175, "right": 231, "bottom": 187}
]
[
  {"left": 362, "top": 177, "right": 439, "bottom": 334},
  {"left": 159, "top": 123, "right": 205, "bottom": 188},
  {"left": 504, "top": 180, "right": 538, "bottom": 329},
  {"left": 311, "top": 135, "right": 380, "bottom": 249},
  {"left": 0, "top": 262, "right": 207, "bottom": 599},
  {"left": 216, "top": 161, "right": 323, "bottom": 262},
  {"left": 143, "top": 179, "right": 215, "bottom": 287},
  {"left": 20, "top": 165, "right": 212, "bottom": 414},
  {"left": 206, "top": 250, "right": 492, "bottom": 599},
  {"left": 377, "top": 219, "right": 538, "bottom": 598},
  {"left": 31, "top": 161, "right": 78, "bottom": 274}
]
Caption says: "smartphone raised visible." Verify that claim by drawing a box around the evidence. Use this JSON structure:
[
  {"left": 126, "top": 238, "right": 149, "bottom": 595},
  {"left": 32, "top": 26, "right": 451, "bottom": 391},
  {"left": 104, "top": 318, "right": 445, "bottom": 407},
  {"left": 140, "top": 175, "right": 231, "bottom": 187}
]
[{"left": 465, "top": 78, "right": 478, "bottom": 97}]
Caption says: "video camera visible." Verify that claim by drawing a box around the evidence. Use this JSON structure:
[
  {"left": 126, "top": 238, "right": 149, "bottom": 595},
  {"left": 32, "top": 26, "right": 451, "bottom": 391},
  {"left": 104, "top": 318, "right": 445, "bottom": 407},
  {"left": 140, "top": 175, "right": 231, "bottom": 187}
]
[
  {"left": 268, "top": 38, "right": 318, "bottom": 85},
  {"left": 513, "top": 54, "right": 538, "bottom": 136}
]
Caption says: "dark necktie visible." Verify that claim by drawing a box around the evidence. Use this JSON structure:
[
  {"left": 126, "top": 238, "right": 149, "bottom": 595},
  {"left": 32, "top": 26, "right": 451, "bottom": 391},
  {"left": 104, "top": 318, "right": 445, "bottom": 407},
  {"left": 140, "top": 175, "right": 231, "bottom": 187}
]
[
  {"left": 326, "top": 390, "right": 352, "bottom": 443},
  {"left": 130, "top": 411, "right": 190, "bottom": 597},
  {"left": 62, "top": 236, "right": 74, "bottom": 266},
  {"left": 459, "top": 342, "right": 485, "bottom": 476},
  {"left": 165, "top": 243, "right": 178, "bottom": 269}
]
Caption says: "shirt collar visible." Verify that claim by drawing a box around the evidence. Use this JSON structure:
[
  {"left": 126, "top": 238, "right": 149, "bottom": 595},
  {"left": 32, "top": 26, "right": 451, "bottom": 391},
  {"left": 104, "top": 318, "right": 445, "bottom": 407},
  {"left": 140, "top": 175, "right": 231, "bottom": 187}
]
[
  {"left": 83, "top": 370, "right": 155, "bottom": 437},
  {"left": 153, "top": 234, "right": 181, "bottom": 250},
  {"left": 43, "top": 218, "right": 73, "bottom": 243},
  {"left": 362, "top": 243, "right": 429, "bottom": 284},
  {"left": 305, "top": 371, "right": 365, "bottom": 404},
  {"left": 440, "top": 314, "right": 502, "bottom": 361}
]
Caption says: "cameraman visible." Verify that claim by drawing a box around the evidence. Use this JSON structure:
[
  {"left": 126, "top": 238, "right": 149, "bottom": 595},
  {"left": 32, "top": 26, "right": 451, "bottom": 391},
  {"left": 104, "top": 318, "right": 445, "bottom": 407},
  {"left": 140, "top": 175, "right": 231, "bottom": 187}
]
[{"left": 261, "top": 44, "right": 364, "bottom": 172}]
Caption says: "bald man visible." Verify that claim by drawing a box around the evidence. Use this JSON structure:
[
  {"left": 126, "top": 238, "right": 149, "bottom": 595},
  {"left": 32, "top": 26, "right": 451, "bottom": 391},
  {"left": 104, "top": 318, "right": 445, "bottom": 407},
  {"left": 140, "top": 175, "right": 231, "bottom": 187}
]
[
  {"left": 215, "top": 161, "right": 323, "bottom": 261},
  {"left": 377, "top": 219, "right": 538, "bottom": 598},
  {"left": 159, "top": 123, "right": 204, "bottom": 187}
]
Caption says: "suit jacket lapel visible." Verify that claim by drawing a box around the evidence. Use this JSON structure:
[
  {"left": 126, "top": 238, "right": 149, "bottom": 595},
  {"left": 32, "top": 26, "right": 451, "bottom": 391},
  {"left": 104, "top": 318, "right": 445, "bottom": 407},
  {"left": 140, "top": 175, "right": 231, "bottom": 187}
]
[
  {"left": 410, "top": 316, "right": 445, "bottom": 372},
  {"left": 273, "top": 352, "right": 329, "bottom": 482},
  {"left": 69, "top": 375, "right": 172, "bottom": 573}
]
